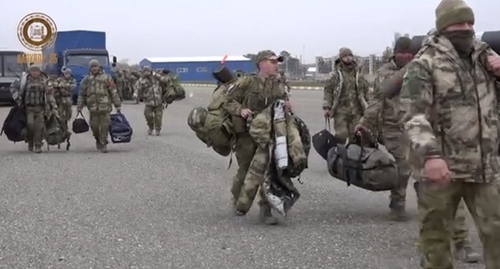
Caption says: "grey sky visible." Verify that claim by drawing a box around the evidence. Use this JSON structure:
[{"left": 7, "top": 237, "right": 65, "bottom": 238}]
[{"left": 3, "top": 0, "right": 498, "bottom": 64}]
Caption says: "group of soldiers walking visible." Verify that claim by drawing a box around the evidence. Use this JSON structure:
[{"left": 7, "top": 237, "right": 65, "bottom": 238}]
[
  {"left": 321, "top": 0, "right": 500, "bottom": 267},
  {"left": 10, "top": 59, "right": 184, "bottom": 153}
]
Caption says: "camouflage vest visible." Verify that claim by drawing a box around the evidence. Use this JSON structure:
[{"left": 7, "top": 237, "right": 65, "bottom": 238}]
[
  {"left": 24, "top": 76, "right": 47, "bottom": 106},
  {"left": 331, "top": 69, "right": 367, "bottom": 114}
]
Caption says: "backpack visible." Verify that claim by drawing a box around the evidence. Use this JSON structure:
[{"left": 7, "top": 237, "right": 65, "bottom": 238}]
[
  {"left": 109, "top": 112, "right": 133, "bottom": 143},
  {"left": 326, "top": 135, "right": 398, "bottom": 191},
  {"left": 187, "top": 84, "right": 234, "bottom": 156},
  {"left": 1, "top": 105, "right": 27, "bottom": 142},
  {"left": 45, "top": 113, "right": 71, "bottom": 150},
  {"left": 72, "top": 112, "right": 89, "bottom": 134},
  {"left": 164, "top": 75, "right": 186, "bottom": 104}
]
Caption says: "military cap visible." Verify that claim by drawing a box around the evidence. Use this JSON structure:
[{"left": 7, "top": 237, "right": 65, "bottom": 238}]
[
  {"left": 63, "top": 68, "right": 72, "bottom": 74},
  {"left": 28, "top": 64, "right": 42, "bottom": 72},
  {"left": 393, "top": 37, "right": 412, "bottom": 54},
  {"left": 338, "top": 47, "right": 353, "bottom": 58},
  {"left": 256, "top": 50, "right": 284, "bottom": 63},
  {"left": 89, "top": 59, "right": 100, "bottom": 67},
  {"left": 435, "top": 0, "right": 474, "bottom": 32},
  {"left": 142, "top": 66, "right": 152, "bottom": 71}
]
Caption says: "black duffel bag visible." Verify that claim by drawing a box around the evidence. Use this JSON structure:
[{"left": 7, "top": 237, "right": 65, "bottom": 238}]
[
  {"left": 72, "top": 112, "right": 90, "bottom": 134},
  {"left": 312, "top": 118, "right": 345, "bottom": 160},
  {"left": 327, "top": 133, "right": 399, "bottom": 191}
]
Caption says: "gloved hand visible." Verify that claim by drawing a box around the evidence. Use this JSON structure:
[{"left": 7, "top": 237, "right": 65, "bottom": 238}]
[
  {"left": 116, "top": 107, "right": 121, "bottom": 113},
  {"left": 15, "top": 99, "right": 22, "bottom": 106}
]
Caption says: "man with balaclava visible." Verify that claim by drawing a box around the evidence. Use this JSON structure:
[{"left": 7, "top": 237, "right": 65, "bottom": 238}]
[
  {"left": 355, "top": 37, "right": 414, "bottom": 221},
  {"left": 401, "top": 0, "right": 500, "bottom": 267},
  {"left": 322, "top": 47, "right": 370, "bottom": 142}
]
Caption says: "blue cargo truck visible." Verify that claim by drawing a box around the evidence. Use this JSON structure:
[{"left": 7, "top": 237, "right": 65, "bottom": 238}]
[{"left": 42, "top": 30, "right": 117, "bottom": 104}]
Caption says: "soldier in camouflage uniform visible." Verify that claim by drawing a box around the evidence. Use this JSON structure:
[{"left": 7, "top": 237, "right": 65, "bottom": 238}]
[
  {"left": 357, "top": 36, "right": 481, "bottom": 262},
  {"left": 77, "top": 59, "right": 121, "bottom": 153},
  {"left": 223, "top": 50, "right": 290, "bottom": 225},
  {"left": 323, "top": 47, "right": 370, "bottom": 141},
  {"left": 131, "top": 71, "right": 142, "bottom": 104},
  {"left": 134, "top": 66, "right": 170, "bottom": 135},
  {"left": 356, "top": 37, "right": 414, "bottom": 221},
  {"left": 10, "top": 64, "right": 58, "bottom": 153},
  {"left": 56, "top": 69, "right": 76, "bottom": 126},
  {"left": 401, "top": 0, "right": 500, "bottom": 267},
  {"left": 113, "top": 69, "right": 126, "bottom": 101}
]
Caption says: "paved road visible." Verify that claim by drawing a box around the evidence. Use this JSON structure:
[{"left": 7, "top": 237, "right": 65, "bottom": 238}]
[{"left": 0, "top": 87, "right": 481, "bottom": 269}]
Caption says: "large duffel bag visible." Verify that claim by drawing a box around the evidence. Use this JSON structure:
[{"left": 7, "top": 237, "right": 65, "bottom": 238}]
[
  {"left": 327, "top": 135, "right": 399, "bottom": 191},
  {"left": 1, "top": 105, "right": 27, "bottom": 142},
  {"left": 109, "top": 112, "right": 133, "bottom": 143}
]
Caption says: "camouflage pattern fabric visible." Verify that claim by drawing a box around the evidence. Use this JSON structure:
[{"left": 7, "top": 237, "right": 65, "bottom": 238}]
[
  {"left": 113, "top": 69, "right": 126, "bottom": 100},
  {"left": 223, "top": 74, "right": 288, "bottom": 212},
  {"left": 56, "top": 76, "right": 76, "bottom": 124},
  {"left": 359, "top": 60, "right": 412, "bottom": 214},
  {"left": 11, "top": 74, "right": 58, "bottom": 151},
  {"left": 135, "top": 72, "right": 169, "bottom": 131},
  {"left": 401, "top": 32, "right": 500, "bottom": 268},
  {"left": 323, "top": 62, "right": 370, "bottom": 141},
  {"left": 77, "top": 70, "right": 121, "bottom": 146}
]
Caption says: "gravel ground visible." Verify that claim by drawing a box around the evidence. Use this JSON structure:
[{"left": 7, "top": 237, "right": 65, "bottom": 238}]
[{"left": 0, "top": 86, "right": 482, "bottom": 269}]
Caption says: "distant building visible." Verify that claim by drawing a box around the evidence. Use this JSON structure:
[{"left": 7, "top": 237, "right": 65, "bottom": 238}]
[{"left": 139, "top": 56, "right": 254, "bottom": 81}]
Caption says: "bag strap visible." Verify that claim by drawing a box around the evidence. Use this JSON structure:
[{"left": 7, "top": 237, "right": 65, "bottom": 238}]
[
  {"left": 76, "top": 111, "right": 86, "bottom": 120},
  {"left": 324, "top": 117, "right": 331, "bottom": 131}
]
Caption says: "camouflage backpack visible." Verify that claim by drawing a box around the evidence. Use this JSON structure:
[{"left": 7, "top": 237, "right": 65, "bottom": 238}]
[
  {"left": 44, "top": 113, "right": 71, "bottom": 150},
  {"left": 165, "top": 74, "right": 186, "bottom": 104},
  {"left": 187, "top": 84, "right": 234, "bottom": 156}
]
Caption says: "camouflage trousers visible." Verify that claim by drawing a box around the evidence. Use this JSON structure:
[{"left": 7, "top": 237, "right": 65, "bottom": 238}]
[
  {"left": 231, "top": 134, "right": 268, "bottom": 212},
  {"left": 414, "top": 182, "right": 473, "bottom": 246},
  {"left": 57, "top": 100, "right": 72, "bottom": 124},
  {"left": 416, "top": 180, "right": 500, "bottom": 268},
  {"left": 89, "top": 112, "right": 110, "bottom": 145},
  {"left": 144, "top": 105, "right": 163, "bottom": 131},
  {"left": 26, "top": 106, "right": 45, "bottom": 147},
  {"left": 332, "top": 113, "right": 361, "bottom": 141},
  {"left": 384, "top": 135, "right": 411, "bottom": 211}
]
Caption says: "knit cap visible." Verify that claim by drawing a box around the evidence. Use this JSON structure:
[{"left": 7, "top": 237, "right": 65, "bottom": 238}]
[{"left": 435, "top": 0, "right": 474, "bottom": 32}]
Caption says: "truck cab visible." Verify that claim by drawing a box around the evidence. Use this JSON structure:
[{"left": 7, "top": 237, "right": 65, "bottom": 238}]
[
  {"left": 0, "top": 50, "right": 27, "bottom": 104},
  {"left": 58, "top": 49, "right": 116, "bottom": 104}
]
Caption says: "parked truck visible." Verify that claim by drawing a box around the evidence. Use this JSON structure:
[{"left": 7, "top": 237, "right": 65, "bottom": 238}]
[{"left": 42, "top": 30, "right": 117, "bottom": 104}]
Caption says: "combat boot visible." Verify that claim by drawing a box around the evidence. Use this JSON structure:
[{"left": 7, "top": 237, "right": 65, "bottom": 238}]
[
  {"left": 100, "top": 144, "right": 108, "bottom": 153},
  {"left": 389, "top": 208, "right": 409, "bottom": 221},
  {"left": 231, "top": 198, "right": 245, "bottom": 216},
  {"left": 148, "top": 129, "right": 153, "bottom": 135},
  {"left": 155, "top": 129, "right": 161, "bottom": 136},
  {"left": 259, "top": 203, "right": 278, "bottom": 225},
  {"left": 455, "top": 243, "right": 481, "bottom": 263},
  {"left": 28, "top": 142, "right": 34, "bottom": 152},
  {"left": 34, "top": 146, "right": 42, "bottom": 153}
]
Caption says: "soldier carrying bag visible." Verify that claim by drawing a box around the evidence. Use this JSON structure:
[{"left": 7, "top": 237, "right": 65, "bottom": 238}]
[
  {"left": 45, "top": 113, "right": 71, "bottom": 150},
  {"left": 326, "top": 132, "right": 399, "bottom": 191}
]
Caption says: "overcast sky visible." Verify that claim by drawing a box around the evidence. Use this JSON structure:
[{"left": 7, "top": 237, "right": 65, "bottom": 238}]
[{"left": 2, "top": 0, "right": 498, "bottom": 64}]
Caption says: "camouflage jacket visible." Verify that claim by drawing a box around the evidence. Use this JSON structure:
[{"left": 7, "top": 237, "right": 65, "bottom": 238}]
[
  {"left": 77, "top": 71, "right": 121, "bottom": 113},
  {"left": 56, "top": 76, "right": 76, "bottom": 102},
  {"left": 135, "top": 73, "right": 170, "bottom": 106},
  {"left": 10, "top": 74, "right": 57, "bottom": 114},
  {"left": 223, "top": 74, "right": 288, "bottom": 116},
  {"left": 401, "top": 35, "right": 500, "bottom": 183},
  {"left": 360, "top": 61, "right": 411, "bottom": 135},
  {"left": 322, "top": 63, "right": 369, "bottom": 117}
]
